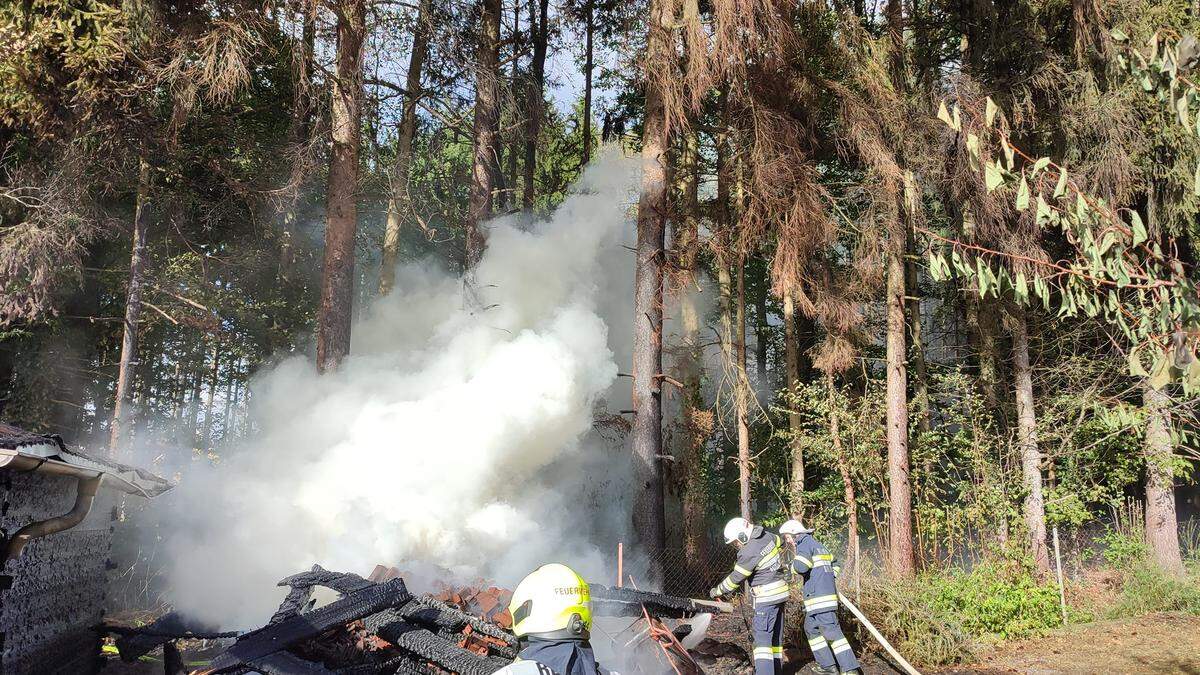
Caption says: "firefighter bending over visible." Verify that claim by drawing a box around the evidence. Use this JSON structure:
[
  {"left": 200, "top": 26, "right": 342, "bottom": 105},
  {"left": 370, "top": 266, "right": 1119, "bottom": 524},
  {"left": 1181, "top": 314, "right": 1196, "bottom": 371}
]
[
  {"left": 709, "top": 517, "right": 790, "bottom": 675},
  {"left": 779, "top": 519, "right": 861, "bottom": 675},
  {"left": 503, "top": 563, "right": 606, "bottom": 675}
]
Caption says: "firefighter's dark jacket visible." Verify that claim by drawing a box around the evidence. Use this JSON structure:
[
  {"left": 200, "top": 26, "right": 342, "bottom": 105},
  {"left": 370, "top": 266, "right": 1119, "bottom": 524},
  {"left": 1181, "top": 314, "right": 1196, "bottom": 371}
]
[
  {"left": 716, "top": 526, "right": 789, "bottom": 606},
  {"left": 790, "top": 532, "right": 840, "bottom": 614},
  {"left": 517, "top": 638, "right": 605, "bottom": 675}
]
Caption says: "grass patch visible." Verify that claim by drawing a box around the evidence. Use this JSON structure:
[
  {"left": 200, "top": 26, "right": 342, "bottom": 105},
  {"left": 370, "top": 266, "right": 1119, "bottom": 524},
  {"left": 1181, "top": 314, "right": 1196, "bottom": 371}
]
[{"left": 1106, "top": 565, "right": 1200, "bottom": 618}]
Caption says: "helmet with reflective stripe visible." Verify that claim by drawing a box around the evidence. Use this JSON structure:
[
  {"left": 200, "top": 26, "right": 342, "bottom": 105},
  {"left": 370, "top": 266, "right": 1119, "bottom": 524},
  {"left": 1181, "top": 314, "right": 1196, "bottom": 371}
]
[
  {"left": 508, "top": 563, "right": 592, "bottom": 640},
  {"left": 779, "top": 519, "right": 813, "bottom": 536},
  {"left": 723, "top": 517, "right": 753, "bottom": 544}
]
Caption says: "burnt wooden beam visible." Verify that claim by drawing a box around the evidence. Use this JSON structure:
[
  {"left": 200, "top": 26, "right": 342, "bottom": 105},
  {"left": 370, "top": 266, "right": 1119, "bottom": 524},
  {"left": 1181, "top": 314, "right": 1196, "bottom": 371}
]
[
  {"left": 209, "top": 578, "right": 411, "bottom": 672},
  {"left": 365, "top": 611, "right": 509, "bottom": 675}
]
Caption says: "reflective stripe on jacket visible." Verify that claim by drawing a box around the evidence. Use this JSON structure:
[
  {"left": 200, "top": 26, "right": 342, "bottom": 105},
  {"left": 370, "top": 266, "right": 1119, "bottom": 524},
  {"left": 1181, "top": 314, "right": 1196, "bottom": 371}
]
[
  {"left": 717, "top": 526, "right": 789, "bottom": 606},
  {"left": 790, "top": 533, "right": 840, "bottom": 614}
]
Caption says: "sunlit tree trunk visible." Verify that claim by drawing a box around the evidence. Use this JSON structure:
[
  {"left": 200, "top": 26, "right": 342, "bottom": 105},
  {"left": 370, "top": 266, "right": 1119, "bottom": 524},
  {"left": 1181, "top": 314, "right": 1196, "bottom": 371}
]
[
  {"left": 784, "top": 290, "right": 805, "bottom": 511},
  {"left": 380, "top": 0, "right": 431, "bottom": 295},
  {"left": 884, "top": 0, "right": 915, "bottom": 579},
  {"left": 907, "top": 236, "right": 931, "bottom": 435},
  {"left": 1011, "top": 306, "right": 1050, "bottom": 575},
  {"left": 631, "top": 0, "right": 672, "bottom": 567},
  {"left": 466, "top": 0, "right": 501, "bottom": 268},
  {"left": 735, "top": 258, "right": 752, "bottom": 520},
  {"left": 523, "top": 0, "right": 549, "bottom": 209},
  {"left": 317, "top": 0, "right": 365, "bottom": 373},
  {"left": 1144, "top": 379, "right": 1184, "bottom": 574},
  {"left": 202, "top": 341, "right": 220, "bottom": 449},
  {"left": 110, "top": 157, "right": 151, "bottom": 458}
]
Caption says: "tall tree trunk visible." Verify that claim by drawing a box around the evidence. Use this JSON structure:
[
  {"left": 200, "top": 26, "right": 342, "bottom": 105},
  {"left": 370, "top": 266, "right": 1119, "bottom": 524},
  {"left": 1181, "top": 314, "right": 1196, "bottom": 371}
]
[
  {"left": 1143, "top": 382, "right": 1184, "bottom": 575},
  {"left": 281, "top": 1, "right": 316, "bottom": 280},
  {"left": 972, "top": 293, "right": 1005, "bottom": 419},
  {"left": 885, "top": 229, "right": 914, "bottom": 577},
  {"left": 581, "top": 0, "right": 594, "bottom": 167},
  {"left": 467, "top": 0, "right": 501, "bottom": 268},
  {"left": 785, "top": 289, "right": 805, "bottom": 511},
  {"left": 675, "top": 124, "right": 708, "bottom": 572},
  {"left": 906, "top": 236, "right": 931, "bottom": 435},
  {"left": 501, "top": 0, "right": 521, "bottom": 211},
  {"left": 380, "top": 0, "right": 431, "bottom": 295},
  {"left": 523, "top": 0, "right": 549, "bottom": 209},
  {"left": 1011, "top": 306, "right": 1050, "bottom": 575},
  {"left": 884, "top": 0, "right": 915, "bottom": 578},
  {"left": 317, "top": 0, "right": 366, "bottom": 373},
  {"left": 202, "top": 341, "right": 220, "bottom": 449},
  {"left": 631, "top": 0, "right": 672, "bottom": 568},
  {"left": 109, "top": 158, "right": 151, "bottom": 458},
  {"left": 755, "top": 266, "right": 768, "bottom": 383},
  {"left": 735, "top": 258, "right": 752, "bottom": 520},
  {"left": 829, "top": 372, "right": 859, "bottom": 583}
]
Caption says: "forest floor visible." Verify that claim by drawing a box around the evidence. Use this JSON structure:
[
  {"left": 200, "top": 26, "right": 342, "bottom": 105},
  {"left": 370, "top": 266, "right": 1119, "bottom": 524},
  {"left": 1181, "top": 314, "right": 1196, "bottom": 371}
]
[
  {"left": 98, "top": 611, "right": 1200, "bottom": 674},
  {"left": 926, "top": 612, "right": 1200, "bottom": 675}
]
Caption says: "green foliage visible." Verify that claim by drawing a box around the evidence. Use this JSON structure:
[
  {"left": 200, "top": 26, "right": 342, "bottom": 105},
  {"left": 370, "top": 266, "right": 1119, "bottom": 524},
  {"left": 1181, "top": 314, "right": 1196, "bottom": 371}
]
[
  {"left": 920, "top": 560, "right": 1064, "bottom": 640},
  {"left": 859, "top": 557, "right": 1064, "bottom": 666},
  {"left": 1107, "top": 566, "right": 1200, "bottom": 617},
  {"left": 932, "top": 42, "right": 1200, "bottom": 391},
  {"left": 1096, "top": 528, "right": 1151, "bottom": 567}
]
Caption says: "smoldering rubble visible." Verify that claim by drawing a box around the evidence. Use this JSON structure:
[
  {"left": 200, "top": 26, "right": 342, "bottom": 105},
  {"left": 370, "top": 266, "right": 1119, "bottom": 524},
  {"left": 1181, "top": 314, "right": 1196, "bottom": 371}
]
[{"left": 106, "top": 565, "right": 737, "bottom": 675}]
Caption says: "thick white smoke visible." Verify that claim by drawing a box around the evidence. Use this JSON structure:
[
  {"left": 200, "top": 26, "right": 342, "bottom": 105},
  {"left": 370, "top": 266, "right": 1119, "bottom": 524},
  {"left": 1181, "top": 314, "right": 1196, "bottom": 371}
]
[{"left": 161, "top": 151, "right": 640, "bottom": 628}]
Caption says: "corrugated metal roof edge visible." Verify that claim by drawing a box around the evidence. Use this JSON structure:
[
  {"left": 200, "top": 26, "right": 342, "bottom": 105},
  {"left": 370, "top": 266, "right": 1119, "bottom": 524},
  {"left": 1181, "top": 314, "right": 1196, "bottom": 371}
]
[{"left": 0, "top": 448, "right": 173, "bottom": 498}]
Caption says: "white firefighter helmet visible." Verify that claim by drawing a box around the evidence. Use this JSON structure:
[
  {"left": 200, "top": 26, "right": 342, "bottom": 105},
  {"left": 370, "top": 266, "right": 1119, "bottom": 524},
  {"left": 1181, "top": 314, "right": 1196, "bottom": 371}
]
[
  {"left": 779, "top": 519, "right": 813, "bottom": 536},
  {"left": 722, "top": 517, "right": 754, "bottom": 544},
  {"left": 508, "top": 563, "right": 592, "bottom": 640}
]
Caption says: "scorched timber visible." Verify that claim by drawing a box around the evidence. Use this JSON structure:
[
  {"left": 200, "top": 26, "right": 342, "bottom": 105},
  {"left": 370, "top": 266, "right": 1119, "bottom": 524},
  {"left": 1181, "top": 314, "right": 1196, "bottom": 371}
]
[
  {"left": 366, "top": 611, "right": 510, "bottom": 675},
  {"left": 209, "top": 578, "right": 412, "bottom": 671},
  {"left": 400, "top": 596, "right": 518, "bottom": 652},
  {"left": 271, "top": 565, "right": 378, "bottom": 624}
]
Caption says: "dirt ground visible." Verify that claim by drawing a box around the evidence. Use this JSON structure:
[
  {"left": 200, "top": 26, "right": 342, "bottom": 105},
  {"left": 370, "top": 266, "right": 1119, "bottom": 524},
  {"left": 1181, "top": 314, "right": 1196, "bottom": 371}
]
[
  {"left": 929, "top": 612, "right": 1200, "bottom": 675},
  {"left": 706, "top": 609, "right": 1200, "bottom": 675}
]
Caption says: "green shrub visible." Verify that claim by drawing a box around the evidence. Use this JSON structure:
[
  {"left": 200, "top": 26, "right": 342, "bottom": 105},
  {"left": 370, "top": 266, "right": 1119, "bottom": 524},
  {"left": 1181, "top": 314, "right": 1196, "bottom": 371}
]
[
  {"left": 855, "top": 558, "right": 1063, "bottom": 666},
  {"left": 1095, "top": 528, "right": 1149, "bottom": 567},
  {"left": 1107, "top": 566, "right": 1200, "bottom": 618},
  {"left": 920, "top": 562, "right": 1063, "bottom": 640}
]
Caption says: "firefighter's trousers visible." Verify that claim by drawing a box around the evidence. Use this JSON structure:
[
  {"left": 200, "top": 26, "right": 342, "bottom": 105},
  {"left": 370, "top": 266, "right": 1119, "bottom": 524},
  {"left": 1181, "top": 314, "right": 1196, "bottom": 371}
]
[
  {"left": 803, "top": 609, "right": 860, "bottom": 672},
  {"left": 751, "top": 602, "right": 785, "bottom": 675}
]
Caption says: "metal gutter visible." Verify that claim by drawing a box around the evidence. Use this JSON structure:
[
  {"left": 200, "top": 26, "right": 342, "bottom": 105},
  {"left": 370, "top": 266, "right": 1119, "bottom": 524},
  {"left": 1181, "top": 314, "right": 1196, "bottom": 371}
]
[
  {"left": 0, "top": 448, "right": 171, "bottom": 563},
  {"left": 3, "top": 474, "right": 102, "bottom": 562}
]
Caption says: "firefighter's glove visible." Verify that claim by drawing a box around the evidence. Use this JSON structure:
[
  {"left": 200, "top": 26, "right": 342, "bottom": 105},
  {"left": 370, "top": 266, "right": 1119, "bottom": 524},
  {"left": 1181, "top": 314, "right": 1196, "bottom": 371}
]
[{"left": 708, "top": 587, "right": 722, "bottom": 599}]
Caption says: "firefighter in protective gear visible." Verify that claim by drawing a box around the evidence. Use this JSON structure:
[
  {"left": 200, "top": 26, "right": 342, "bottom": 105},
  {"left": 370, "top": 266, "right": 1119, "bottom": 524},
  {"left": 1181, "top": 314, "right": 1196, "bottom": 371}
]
[
  {"left": 779, "top": 519, "right": 861, "bottom": 675},
  {"left": 709, "top": 517, "right": 789, "bottom": 675},
  {"left": 508, "top": 563, "right": 606, "bottom": 675}
]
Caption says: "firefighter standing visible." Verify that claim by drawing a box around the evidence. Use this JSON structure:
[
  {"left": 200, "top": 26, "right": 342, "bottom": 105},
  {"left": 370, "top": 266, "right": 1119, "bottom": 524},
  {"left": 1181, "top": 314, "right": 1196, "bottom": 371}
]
[
  {"left": 709, "top": 517, "right": 790, "bottom": 675},
  {"left": 779, "top": 519, "right": 861, "bottom": 675},
  {"left": 505, "top": 563, "right": 606, "bottom": 675}
]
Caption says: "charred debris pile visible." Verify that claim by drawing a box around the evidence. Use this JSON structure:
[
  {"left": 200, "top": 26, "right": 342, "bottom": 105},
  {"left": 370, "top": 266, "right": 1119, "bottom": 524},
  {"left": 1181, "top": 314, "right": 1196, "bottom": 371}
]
[{"left": 105, "top": 565, "right": 731, "bottom": 674}]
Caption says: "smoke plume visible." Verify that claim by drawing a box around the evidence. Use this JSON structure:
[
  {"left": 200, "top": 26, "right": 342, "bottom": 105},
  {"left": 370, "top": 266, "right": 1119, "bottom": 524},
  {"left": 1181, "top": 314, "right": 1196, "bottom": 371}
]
[{"left": 161, "top": 152, "right": 640, "bottom": 628}]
